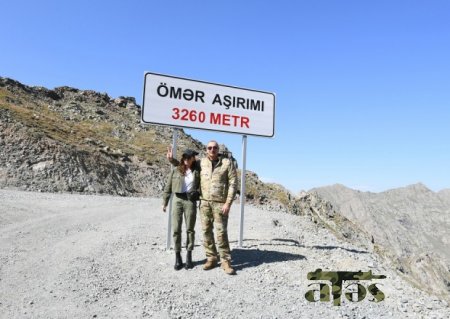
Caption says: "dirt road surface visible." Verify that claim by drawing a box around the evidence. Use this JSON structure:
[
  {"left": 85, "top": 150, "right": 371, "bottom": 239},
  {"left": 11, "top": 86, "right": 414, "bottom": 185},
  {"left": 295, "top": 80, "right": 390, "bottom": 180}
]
[{"left": 0, "top": 190, "right": 448, "bottom": 318}]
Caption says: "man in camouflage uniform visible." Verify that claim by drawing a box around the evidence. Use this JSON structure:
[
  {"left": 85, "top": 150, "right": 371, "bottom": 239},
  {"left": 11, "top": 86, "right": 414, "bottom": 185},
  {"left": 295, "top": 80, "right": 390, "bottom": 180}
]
[{"left": 168, "top": 140, "right": 237, "bottom": 274}]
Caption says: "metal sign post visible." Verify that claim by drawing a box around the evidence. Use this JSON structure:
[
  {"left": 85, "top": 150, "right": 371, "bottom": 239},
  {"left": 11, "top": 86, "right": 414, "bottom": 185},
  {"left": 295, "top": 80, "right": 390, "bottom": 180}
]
[
  {"left": 238, "top": 135, "right": 247, "bottom": 247},
  {"left": 166, "top": 129, "right": 178, "bottom": 250}
]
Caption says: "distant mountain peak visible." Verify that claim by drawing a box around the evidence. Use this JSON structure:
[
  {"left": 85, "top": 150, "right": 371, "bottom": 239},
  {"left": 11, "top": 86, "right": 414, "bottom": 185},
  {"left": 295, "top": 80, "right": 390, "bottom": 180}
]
[
  {"left": 311, "top": 183, "right": 435, "bottom": 195},
  {"left": 308, "top": 183, "right": 356, "bottom": 194},
  {"left": 401, "top": 183, "right": 432, "bottom": 193}
]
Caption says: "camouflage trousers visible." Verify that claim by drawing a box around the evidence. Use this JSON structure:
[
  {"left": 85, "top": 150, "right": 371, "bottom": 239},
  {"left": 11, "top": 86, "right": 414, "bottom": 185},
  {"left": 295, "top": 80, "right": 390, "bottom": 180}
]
[
  {"left": 172, "top": 195, "right": 197, "bottom": 252},
  {"left": 200, "top": 200, "right": 231, "bottom": 261}
]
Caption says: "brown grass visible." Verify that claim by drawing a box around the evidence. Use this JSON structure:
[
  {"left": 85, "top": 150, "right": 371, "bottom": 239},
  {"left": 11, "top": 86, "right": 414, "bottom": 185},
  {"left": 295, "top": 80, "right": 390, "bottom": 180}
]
[{"left": 1, "top": 98, "right": 166, "bottom": 164}]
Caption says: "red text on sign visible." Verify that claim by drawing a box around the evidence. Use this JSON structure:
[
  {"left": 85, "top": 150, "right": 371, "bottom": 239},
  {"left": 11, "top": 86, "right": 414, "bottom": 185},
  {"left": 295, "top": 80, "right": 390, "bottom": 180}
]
[
  {"left": 172, "top": 108, "right": 250, "bottom": 128},
  {"left": 210, "top": 112, "right": 249, "bottom": 128}
]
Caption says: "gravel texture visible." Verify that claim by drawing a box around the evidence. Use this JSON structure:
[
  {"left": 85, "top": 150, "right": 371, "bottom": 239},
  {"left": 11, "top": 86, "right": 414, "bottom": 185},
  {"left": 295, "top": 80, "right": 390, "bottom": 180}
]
[{"left": 0, "top": 189, "right": 448, "bottom": 318}]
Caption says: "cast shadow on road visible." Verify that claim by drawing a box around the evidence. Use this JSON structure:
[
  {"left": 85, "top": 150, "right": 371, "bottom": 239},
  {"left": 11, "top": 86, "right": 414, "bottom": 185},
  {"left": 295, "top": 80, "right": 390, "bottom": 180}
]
[
  {"left": 309, "top": 245, "right": 369, "bottom": 254},
  {"left": 192, "top": 237, "right": 369, "bottom": 270},
  {"left": 231, "top": 247, "right": 306, "bottom": 271},
  {"left": 233, "top": 238, "right": 369, "bottom": 255}
]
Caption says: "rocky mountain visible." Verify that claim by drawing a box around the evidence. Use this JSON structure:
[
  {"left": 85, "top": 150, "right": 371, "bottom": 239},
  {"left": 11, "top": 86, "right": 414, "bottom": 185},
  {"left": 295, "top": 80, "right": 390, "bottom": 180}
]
[
  {"left": 438, "top": 188, "right": 450, "bottom": 206},
  {"left": 311, "top": 183, "right": 450, "bottom": 300},
  {"left": 1, "top": 77, "right": 179, "bottom": 196}
]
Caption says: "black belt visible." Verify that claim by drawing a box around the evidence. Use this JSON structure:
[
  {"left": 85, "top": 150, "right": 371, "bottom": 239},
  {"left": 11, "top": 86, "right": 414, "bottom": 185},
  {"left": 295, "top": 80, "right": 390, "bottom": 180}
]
[{"left": 175, "top": 192, "right": 188, "bottom": 199}]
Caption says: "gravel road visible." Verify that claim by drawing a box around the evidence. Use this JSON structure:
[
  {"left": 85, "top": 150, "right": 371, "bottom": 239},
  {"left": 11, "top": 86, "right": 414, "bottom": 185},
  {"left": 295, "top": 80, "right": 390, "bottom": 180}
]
[{"left": 0, "top": 189, "right": 448, "bottom": 318}]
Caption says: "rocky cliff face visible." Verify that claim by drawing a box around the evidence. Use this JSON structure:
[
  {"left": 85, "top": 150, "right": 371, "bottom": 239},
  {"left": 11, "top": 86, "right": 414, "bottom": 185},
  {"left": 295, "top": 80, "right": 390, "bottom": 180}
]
[
  {"left": 311, "top": 183, "right": 450, "bottom": 300},
  {"left": 0, "top": 77, "right": 204, "bottom": 196}
]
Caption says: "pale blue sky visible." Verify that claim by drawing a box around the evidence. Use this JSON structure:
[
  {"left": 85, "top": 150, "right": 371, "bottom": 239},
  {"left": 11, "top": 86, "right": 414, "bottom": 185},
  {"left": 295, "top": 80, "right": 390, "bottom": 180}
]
[{"left": 2, "top": 1, "right": 449, "bottom": 192}]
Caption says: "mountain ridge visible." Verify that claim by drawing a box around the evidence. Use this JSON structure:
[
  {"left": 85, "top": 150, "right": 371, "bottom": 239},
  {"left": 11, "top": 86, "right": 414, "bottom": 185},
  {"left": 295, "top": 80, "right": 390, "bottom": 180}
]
[
  {"left": 310, "top": 182, "right": 449, "bottom": 194},
  {"left": 312, "top": 183, "right": 450, "bottom": 300}
]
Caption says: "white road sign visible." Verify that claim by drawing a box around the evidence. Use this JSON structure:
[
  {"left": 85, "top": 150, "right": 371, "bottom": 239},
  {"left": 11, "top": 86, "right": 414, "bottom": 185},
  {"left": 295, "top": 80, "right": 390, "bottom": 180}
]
[{"left": 142, "top": 72, "right": 275, "bottom": 137}]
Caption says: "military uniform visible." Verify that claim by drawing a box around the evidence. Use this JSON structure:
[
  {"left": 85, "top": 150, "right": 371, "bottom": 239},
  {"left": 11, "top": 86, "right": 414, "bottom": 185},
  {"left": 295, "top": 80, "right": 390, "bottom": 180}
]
[
  {"left": 198, "top": 156, "right": 237, "bottom": 261},
  {"left": 163, "top": 167, "right": 200, "bottom": 252}
]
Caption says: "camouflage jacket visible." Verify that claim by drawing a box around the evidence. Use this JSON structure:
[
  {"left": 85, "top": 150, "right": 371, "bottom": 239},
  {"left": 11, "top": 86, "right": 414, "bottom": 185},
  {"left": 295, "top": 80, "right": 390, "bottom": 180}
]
[
  {"left": 198, "top": 157, "right": 237, "bottom": 204},
  {"left": 170, "top": 156, "right": 237, "bottom": 204}
]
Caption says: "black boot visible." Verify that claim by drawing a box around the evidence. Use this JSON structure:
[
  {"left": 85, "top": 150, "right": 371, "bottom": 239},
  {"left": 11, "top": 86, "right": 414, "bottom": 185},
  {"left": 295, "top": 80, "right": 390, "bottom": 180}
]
[
  {"left": 174, "top": 252, "right": 183, "bottom": 270},
  {"left": 185, "top": 251, "right": 193, "bottom": 269}
]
